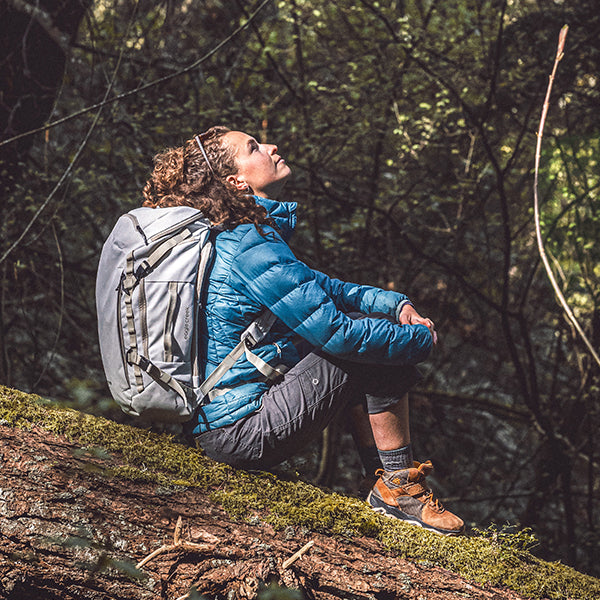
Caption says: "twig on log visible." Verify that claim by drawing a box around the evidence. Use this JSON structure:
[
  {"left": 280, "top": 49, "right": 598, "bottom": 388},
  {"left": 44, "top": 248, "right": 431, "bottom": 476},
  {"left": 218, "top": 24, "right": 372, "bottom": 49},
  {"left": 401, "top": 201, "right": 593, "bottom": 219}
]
[
  {"left": 533, "top": 25, "right": 600, "bottom": 369},
  {"left": 282, "top": 540, "right": 315, "bottom": 569},
  {"left": 135, "top": 516, "right": 216, "bottom": 570},
  {"left": 174, "top": 515, "right": 183, "bottom": 545}
]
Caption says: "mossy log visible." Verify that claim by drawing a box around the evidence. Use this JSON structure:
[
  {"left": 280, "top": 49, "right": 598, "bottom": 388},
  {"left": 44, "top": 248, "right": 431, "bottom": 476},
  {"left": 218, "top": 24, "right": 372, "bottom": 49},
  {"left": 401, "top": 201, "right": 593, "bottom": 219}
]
[{"left": 1, "top": 385, "right": 599, "bottom": 600}]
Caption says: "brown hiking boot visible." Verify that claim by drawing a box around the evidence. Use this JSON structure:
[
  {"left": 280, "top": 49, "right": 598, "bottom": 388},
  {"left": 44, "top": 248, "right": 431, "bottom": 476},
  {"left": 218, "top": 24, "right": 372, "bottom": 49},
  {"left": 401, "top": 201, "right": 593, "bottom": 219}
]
[{"left": 366, "top": 460, "right": 464, "bottom": 535}]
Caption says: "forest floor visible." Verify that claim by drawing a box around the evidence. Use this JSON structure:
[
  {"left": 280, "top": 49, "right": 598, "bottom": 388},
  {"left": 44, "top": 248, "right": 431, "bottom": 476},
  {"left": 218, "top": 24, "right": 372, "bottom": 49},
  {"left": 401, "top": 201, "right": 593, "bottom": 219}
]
[{"left": 1, "top": 422, "right": 532, "bottom": 600}]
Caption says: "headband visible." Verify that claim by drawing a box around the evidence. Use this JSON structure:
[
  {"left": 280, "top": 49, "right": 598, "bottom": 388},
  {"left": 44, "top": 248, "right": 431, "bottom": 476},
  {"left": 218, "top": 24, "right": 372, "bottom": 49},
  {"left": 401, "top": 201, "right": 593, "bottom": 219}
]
[{"left": 195, "top": 135, "right": 215, "bottom": 175}]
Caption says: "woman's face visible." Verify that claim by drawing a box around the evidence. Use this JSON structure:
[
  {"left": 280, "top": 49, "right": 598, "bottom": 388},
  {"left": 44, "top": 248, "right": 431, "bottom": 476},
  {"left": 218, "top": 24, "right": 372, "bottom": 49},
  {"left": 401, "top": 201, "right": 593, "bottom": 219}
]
[{"left": 223, "top": 131, "right": 291, "bottom": 199}]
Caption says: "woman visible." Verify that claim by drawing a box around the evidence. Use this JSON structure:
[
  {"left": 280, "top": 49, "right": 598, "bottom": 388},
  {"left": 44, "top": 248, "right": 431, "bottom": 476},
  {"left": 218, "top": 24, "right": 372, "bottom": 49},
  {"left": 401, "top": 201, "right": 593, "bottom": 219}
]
[{"left": 142, "top": 126, "right": 464, "bottom": 535}]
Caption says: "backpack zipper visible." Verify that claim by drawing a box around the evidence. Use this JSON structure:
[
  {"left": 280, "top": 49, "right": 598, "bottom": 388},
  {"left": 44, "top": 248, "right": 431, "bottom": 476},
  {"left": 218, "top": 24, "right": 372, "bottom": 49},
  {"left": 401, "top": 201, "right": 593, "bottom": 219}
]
[{"left": 124, "top": 213, "right": 148, "bottom": 245}]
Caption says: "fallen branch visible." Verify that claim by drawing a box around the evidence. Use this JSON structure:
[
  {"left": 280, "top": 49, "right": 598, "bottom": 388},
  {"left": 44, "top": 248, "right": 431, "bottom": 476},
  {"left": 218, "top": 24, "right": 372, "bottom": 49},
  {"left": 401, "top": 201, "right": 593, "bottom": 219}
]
[
  {"left": 135, "top": 516, "right": 217, "bottom": 570},
  {"left": 282, "top": 540, "right": 315, "bottom": 569},
  {"left": 0, "top": 0, "right": 274, "bottom": 150}
]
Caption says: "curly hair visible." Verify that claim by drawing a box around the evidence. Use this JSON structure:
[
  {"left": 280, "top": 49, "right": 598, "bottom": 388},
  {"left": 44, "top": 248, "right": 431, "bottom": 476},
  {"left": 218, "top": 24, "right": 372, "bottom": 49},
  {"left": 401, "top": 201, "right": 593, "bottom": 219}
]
[{"left": 142, "top": 126, "right": 273, "bottom": 229}]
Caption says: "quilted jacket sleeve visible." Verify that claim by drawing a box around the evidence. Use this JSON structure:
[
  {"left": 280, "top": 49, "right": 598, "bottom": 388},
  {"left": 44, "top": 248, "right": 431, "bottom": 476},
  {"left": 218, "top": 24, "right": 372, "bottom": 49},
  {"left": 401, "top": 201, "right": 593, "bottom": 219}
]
[
  {"left": 311, "top": 269, "right": 410, "bottom": 319},
  {"left": 230, "top": 227, "right": 433, "bottom": 365}
]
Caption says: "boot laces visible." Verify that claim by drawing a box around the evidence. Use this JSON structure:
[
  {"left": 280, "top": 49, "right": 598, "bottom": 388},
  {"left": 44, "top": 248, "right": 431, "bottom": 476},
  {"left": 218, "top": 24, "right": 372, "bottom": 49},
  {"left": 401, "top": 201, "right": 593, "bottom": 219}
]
[{"left": 424, "top": 489, "right": 443, "bottom": 510}]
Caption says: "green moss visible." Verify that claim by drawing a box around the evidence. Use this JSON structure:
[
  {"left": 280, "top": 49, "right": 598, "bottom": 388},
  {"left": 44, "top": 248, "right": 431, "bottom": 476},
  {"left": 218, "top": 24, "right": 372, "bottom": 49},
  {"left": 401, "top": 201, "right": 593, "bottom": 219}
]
[{"left": 2, "top": 385, "right": 599, "bottom": 600}]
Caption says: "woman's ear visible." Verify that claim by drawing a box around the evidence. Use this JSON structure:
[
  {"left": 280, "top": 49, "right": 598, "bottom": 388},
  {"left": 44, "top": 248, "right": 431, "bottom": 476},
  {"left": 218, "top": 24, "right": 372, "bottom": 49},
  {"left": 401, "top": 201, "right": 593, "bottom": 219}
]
[{"left": 226, "top": 174, "right": 250, "bottom": 191}]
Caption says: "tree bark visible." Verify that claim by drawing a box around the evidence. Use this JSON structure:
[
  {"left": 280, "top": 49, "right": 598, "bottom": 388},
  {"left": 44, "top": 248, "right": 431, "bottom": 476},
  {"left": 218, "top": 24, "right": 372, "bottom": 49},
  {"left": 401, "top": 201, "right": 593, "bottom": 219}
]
[{"left": 0, "top": 423, "right": 529, "bottom": 600}]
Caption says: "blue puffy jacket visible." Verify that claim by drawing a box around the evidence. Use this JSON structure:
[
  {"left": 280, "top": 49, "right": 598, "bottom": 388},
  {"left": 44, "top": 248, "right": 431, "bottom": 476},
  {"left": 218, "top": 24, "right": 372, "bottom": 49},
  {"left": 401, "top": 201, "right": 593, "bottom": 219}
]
[{"left": 192, "top": 196, "right": 433, "bottom": 434}]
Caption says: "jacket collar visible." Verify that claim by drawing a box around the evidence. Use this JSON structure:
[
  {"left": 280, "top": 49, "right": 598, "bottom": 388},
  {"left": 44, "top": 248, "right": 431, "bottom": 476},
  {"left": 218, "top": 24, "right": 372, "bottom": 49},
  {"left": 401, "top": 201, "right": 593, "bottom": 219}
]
[{"left": 254, "top": 196, "right": 297, "bottom": 241}]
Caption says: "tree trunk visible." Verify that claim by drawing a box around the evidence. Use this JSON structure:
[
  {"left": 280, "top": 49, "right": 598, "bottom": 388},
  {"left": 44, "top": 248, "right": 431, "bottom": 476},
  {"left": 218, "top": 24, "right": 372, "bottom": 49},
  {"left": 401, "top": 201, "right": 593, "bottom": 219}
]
[
  {"left": 0, "top": 423, "right": 529, "bottom": 600},
  {"left": 0, "top": 0, "right": 91, "bottom": 155}
]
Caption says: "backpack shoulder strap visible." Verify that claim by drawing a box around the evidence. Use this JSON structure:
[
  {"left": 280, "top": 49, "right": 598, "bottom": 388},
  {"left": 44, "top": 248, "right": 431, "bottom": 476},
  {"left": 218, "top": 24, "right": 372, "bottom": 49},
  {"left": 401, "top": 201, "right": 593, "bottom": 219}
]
[{"left": 199, "top": 310, "right": 282, "bottom": 400}]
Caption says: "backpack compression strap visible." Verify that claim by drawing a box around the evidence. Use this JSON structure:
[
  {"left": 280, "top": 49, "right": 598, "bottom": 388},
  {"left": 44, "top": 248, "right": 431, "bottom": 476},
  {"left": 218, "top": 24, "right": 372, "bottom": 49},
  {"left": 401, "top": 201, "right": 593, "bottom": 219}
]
[
  {"left": 125, "top": 309, "right": 284, "bottom": 407},
  {"left": 126, "top": 349, "right": 190, "bottom": 401},
  {"left": 125, "top": 308, "right": 284, "bottom": 405},
  {"left": 122, "top": 228, "right": 193, "bottom": 294},
  {"left": 122, "top": 227, "right": 195, "bottom": 392}
]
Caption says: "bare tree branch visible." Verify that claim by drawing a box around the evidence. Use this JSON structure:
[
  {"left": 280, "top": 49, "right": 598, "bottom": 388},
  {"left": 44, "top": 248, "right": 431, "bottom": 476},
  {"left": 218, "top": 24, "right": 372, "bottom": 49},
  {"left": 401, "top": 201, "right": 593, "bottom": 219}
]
[
  {"left": 0, "top": 0, "right": 274, "bottom": 150},
  {"left": 533, "top": 25, "right": 600, "bottom": 369},
  {"left": 0, "top": 0, "right": 274, "bottom": 268},
  {"left": 0, "top": 0, "right": 140, "bottom": 267}
]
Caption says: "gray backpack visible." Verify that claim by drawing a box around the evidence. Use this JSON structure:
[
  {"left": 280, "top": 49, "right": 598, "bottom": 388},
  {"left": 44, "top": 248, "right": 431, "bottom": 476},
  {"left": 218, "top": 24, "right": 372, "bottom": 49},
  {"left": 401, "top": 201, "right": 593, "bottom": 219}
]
[{"left": 96, "top": 206, "right": 281, "bottom": 423}]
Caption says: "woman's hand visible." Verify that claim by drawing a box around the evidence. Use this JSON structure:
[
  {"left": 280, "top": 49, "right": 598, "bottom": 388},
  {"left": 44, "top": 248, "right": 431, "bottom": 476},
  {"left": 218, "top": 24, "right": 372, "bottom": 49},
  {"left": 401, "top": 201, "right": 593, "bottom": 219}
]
[{"left": 399, "top": 304, "right": 438, "bottom": 345}]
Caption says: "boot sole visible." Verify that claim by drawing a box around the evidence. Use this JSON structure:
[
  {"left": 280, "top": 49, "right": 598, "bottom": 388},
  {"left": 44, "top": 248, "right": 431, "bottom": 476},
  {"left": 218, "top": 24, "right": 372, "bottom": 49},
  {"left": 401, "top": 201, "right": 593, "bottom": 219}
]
[{"left": 367, "top": 492, "right": 464, "bottom": 536}]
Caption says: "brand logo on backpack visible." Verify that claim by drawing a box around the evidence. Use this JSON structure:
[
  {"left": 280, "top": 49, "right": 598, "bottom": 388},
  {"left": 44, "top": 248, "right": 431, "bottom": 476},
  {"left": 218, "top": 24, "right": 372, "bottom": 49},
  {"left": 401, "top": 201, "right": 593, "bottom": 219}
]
[{"left": 183, "top": 305, "right": 192, "bottom": 341}]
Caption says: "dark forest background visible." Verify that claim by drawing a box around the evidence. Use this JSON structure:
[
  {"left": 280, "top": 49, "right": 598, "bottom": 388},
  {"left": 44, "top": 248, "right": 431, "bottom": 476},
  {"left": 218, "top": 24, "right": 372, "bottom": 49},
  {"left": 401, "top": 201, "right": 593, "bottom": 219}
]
[{"left": 1, "top": 0, "right": 599, "bottom": 578}]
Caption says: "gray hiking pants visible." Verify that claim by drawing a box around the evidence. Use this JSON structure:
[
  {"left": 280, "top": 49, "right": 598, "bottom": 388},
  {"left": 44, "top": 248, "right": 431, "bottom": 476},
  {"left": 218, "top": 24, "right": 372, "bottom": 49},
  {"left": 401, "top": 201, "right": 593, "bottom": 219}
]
[{"left": 195, "top": 349, "right": 422, "bottom": 470}]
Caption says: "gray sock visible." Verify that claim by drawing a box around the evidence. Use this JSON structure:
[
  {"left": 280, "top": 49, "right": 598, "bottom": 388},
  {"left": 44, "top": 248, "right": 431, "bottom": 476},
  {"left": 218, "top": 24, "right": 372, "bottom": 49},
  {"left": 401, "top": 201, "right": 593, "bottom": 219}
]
[{"left": 378, "top": 443, "right": 414, "bottom": 472}]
